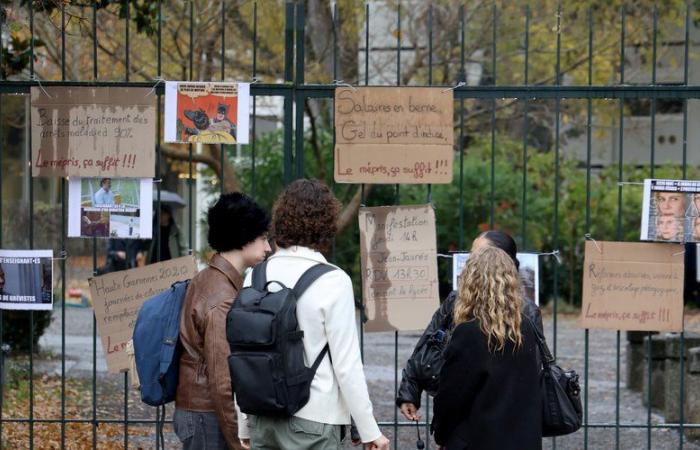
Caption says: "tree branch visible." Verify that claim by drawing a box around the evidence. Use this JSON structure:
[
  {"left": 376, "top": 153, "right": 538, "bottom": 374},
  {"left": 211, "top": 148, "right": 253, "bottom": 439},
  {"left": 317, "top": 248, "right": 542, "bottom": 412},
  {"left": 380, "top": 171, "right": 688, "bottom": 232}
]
[{"left": 336, "top": 185, "right": 373, "bottom": 234}]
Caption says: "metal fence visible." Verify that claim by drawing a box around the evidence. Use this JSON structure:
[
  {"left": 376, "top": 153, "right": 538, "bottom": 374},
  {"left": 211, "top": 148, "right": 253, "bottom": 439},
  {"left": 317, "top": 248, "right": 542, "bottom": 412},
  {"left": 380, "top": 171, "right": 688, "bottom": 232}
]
[{"left": 0, "top": 1, "right": 699, "bottom": 449}]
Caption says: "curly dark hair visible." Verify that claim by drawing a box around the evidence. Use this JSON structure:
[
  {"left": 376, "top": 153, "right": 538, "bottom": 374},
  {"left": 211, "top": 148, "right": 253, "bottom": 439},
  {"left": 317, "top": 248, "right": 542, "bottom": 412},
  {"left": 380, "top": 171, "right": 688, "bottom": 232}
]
[
  {"left": 271, "top": 179, "right": 341, "bottom": 253},
  {"left": 207, "top": 192, "right": 270, "bottom": 252}
]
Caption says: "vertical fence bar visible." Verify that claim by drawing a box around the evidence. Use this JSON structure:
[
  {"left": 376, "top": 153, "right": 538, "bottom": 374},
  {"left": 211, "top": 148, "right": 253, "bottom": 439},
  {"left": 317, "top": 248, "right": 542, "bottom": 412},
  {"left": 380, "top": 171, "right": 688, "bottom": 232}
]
[
  {"left": 251, "top": 1, "right": 258, "bottom": 199},
  {"left": 294, "top": 3, "right": 305, "bottom": 179},
  {"left": 679, "top": 3, "right": 690, "bottom": 447},
  {"left": 616, "top": 7, "right": 626, "bottom": 450},
  {"left": 426, "top": 5, "right": 434, "bottom": 444},
  {"left": 220, "top": 0, "right": 225, "bottom": 196},
  {"left": 123, "top": 1, "right": 131, "bottom": 444},
  {"left": 283, "top": 2, "right": 294, "bottom": 184},
  {"left": 489, "top": 3, "right": 496, "bottom": 229},
  {"left": 60, "top": 4, "right": 67, "bottom": 448},
  {"left": 583, "top": 7, "right": 593, "bottom": 448},
  {"left": 0, "top": 81, "right": 3, "bottom": 450},
  {"left": 394, "top": 3, "right": 401, "bottom": 445},
  {"left": 188, "top": 0, "right": 194, "bottom": 255},
  {"left": 359, "top": 0, "right": 369, "bottom": 362},
  {"left": 646, "top": 7, "right": 658, "bottom": 449},
  {"left": 521, "top": 5, "right": 529, "bottom": 249},
  {"left": 91, "top": 3, "right": 98, "bottom": 448},
  {"left": 27, "top": 1, "right": 35, "bottom": 447},
  {"left": 552, "top": 3, "right": 562, "bottom": 444},
  {"left": 458, "top": 5, "right": 465, "bottom": 250}
]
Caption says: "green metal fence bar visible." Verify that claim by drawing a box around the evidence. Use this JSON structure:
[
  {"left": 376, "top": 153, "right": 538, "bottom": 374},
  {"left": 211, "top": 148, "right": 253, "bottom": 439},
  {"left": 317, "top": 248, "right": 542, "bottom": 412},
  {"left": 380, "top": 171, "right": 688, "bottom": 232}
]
[
  {"left": 616, "top": 8, "right": 626, "bottom": 449},
  {"left": 490, "top": 4, "right": 497, "bottom": 229},
  {"left": 27, "top": 0, "right": 36, "bottom": 447},
  {"left": 583, "top": 7, "right": 593, "bottom": 447},
  {"left": 552, "top": 5, "right": 562, "bottom": 448},
  {"left": 521, "top": 5, "right": 530, "bottom": 250}
]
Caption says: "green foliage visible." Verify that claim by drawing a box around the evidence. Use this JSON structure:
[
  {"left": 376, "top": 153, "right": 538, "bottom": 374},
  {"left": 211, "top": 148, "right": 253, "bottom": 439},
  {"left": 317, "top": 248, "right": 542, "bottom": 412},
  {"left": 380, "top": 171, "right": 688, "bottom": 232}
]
[{"left": 230, "top": 128, "right": 697, "bottom": 307}]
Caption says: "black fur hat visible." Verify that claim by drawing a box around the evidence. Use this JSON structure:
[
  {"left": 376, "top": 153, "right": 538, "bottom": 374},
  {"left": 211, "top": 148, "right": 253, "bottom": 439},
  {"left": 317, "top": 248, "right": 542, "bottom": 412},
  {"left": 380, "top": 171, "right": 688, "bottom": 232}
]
[{"left": 207, "top": 192, "right": 270, "bottom": 252}]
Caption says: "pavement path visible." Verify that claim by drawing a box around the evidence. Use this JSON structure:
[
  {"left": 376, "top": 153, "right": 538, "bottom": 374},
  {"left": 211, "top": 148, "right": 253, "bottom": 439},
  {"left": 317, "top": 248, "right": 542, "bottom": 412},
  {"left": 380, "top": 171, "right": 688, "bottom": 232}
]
[{"left": 32, "top": 306, "right": 700, "bottom": 449}]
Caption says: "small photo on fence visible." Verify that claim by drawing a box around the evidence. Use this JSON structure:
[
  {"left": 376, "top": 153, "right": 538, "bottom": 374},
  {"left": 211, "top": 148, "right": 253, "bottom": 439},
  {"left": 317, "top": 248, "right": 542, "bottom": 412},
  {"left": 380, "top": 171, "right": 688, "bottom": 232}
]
[
  {"left": 67, "top": 177, "right": 153, "bottom": 239},
  {"left": 452, "top": 252, "right": 540, "bottom": 305},
  {"left": 0, "top": 250, "right": 53, "bottom": 311},
  {"left": 164, "top": 81, "right": 250, "bottom": 145},
  {"left": 641, "top": 179, "right": 700, "bottom": 243}
]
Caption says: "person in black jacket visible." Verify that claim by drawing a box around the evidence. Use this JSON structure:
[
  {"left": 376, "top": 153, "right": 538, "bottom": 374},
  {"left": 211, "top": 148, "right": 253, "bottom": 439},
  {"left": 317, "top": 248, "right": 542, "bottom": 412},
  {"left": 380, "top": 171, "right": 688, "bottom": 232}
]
[
  {"left": 432, "top": 246, "right": 542, "bottom": 450},
  {"left": 397, "top": 230, "right": 544, "bottom": 421}
]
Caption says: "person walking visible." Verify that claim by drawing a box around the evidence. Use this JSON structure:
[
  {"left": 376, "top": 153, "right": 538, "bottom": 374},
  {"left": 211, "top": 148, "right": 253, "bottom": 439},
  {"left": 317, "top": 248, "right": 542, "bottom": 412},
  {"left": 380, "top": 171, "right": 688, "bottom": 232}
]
[
  {"left": 174, "top": 193, "right": 271, "bottom": 450},
  {"left": 431, "top": 246, "right": 542, "bottom": 449},
  {"left": 236, "top": 179, "right": 389, "bottom": 450}
]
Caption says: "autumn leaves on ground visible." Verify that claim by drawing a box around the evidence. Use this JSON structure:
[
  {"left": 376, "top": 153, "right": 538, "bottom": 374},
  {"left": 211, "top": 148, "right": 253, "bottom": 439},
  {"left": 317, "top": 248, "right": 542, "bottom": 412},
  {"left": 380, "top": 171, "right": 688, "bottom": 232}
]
[{"left": 2, "top": 370, "right": 153, "bottom": 449}]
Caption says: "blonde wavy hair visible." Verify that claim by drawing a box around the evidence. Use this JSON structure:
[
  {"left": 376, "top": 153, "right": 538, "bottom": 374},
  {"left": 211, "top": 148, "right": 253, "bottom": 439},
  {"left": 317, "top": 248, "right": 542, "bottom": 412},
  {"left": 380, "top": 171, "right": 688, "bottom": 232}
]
[{"left": 453, "top": 246, "right": 523, "bottom": 352}]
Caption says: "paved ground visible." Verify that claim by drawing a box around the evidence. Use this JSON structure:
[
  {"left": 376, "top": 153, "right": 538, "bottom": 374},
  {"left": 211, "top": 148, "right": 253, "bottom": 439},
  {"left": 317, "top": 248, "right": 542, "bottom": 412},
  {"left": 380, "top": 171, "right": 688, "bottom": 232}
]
[{"left": 30, "top": 306, "right": 700, "bottom": 449}]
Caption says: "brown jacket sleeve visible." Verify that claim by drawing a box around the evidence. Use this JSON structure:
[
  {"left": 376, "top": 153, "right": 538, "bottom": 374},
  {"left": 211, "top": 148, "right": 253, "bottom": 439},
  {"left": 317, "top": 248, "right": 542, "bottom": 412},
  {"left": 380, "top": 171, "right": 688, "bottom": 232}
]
[{"left": 203, "top": 299, "right": 243, "bottom": 450}]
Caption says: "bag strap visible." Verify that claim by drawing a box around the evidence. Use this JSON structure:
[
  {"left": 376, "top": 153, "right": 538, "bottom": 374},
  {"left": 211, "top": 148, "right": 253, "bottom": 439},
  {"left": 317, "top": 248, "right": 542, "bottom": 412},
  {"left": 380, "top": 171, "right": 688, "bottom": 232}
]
[
  {"left": 251, "top": 260, "right": 269, "bottom": 291},
  {"left": 522, "top": 313, "right": 555, "bottom": 367},
  {"left": 292, "top": 263, "right": 337, "bottom": 299}
]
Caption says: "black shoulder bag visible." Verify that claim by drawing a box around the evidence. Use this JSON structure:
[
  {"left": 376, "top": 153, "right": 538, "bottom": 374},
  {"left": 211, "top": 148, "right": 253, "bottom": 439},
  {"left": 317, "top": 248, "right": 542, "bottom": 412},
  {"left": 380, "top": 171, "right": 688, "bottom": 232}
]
[{"left": 525, "top": 316, "right": 583, "bottom": 437}]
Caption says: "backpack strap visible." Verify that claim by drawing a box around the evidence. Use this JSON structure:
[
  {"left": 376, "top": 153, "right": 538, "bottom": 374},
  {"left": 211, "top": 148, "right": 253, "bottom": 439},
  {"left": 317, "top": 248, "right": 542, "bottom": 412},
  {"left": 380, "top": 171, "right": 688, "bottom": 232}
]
[
  {"left": 292, "top": 263, "right": 337, "bottom": 299},
  {"left": 251, "top": 260, "right": 269, "bottom": 291}
]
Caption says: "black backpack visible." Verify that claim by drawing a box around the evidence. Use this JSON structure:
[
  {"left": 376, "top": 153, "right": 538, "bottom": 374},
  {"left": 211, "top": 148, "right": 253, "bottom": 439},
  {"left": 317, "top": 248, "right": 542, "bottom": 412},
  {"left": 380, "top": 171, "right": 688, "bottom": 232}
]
[{"left": 227, "top": 260, "right": 336, "bottom": 416}]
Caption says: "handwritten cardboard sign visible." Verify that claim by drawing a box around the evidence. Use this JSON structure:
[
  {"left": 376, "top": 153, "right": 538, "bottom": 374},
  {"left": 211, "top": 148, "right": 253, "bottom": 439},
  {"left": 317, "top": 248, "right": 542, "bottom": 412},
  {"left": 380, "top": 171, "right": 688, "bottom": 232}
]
[
  {"left": 31, "top": 86, "right": 156, "bottom": 178},
  {"left": 359, "top": 204, "right": 439, "bottom": 331},
  {"left": 581, "top": 241, "right": 684, "bottom": 332},
  {"left": 334, "top": 87, "right": 454, "bottom": 184},
  {"left": 89, "top": 256, "right": 197, "bottom": 373}
]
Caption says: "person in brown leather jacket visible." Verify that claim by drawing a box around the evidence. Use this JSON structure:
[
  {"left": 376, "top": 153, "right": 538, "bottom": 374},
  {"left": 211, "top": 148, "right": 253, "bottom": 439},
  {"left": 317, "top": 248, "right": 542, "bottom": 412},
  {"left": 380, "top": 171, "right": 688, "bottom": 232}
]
[{"left": 174, "top": 192, "right": 271, "bottom": 450}]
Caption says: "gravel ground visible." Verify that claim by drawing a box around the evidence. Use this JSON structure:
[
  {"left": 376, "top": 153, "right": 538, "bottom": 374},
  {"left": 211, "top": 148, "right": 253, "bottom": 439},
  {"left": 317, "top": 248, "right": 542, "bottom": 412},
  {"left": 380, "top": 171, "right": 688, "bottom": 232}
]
[{"left": 29, "top": 306, "right": 700, "bottom": 449}]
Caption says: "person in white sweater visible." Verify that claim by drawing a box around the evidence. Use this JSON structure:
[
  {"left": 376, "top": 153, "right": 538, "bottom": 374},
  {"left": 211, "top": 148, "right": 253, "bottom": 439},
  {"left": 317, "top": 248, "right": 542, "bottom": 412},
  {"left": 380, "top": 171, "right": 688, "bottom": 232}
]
[{"left": 237, "top": 179, "right": 389, "bottom": 450}]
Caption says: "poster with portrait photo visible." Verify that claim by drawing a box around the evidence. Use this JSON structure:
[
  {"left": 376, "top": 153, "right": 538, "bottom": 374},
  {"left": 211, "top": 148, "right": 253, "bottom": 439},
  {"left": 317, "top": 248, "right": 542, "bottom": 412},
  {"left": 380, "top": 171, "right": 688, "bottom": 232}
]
[
  {"left": 68, "top": 177, "right": 152, "bottom": 239},
  {"left": 0, "top": 250, "right": 53, "bottom": 310},
  {"left": 164, "top": 82, "right": 250, "bottom": 144},
  {"left": 641, "top": 179, "right": 700, "bottom": 243},
  {"left": 452, "top": 252, "right": 540, "bottom": 305}
]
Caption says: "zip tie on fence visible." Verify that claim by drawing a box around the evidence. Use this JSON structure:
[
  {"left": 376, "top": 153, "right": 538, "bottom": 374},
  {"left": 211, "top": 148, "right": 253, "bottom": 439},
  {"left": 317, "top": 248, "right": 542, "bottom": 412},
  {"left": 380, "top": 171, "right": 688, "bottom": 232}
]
[
  {"left": 153, "top": 178, "right": 163, "bottom": 183},
  {"left": 584, "top": 233, "right": 602, "bottom": 253},
  {"left": 541, "top": 249, "right": 562, "bottom": 264},
  {"left": 250, "top": 76, "right": 261, "bottom": 84},
  {"left": 617, "top": 181, "right": 645, "bottom": 187},
  {"left": 442, "top": 81, "right": 466, "bottom": 93},
  {"left": 673, "top": 249, "right": 686, "bottom": 256},
  {"left": 145, "top": 76, "right": 166, "bottom": 97},
  {"left": 31, "top": 75, "right": 53, "bottom": 98},
  {"left": 52, "top": 250, "right": 68, "bottom": 261},
  {"left": 332, "top": 80, "right": 357, "bottom": 91}
]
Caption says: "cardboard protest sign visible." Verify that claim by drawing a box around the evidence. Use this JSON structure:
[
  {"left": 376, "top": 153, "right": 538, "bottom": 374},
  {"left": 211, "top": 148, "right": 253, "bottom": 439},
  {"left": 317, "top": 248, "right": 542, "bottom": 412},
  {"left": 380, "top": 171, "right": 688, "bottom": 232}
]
[
  {"left": 31, "top": 87, "right": 156, "bottom": 178},
  {"left": 68, "top": 177, "right": 153, "bottom": 239},
  {"left": 641, "top": 179, "right": 700, "bottom": 243},
  {"left": 581, "top": 241, "right": 684, "bottom": 332},
  {"left": 0, "top": 250, "right": 53, "bottom": 310},
  {"left": 452, "top": 252, "right": 540, "bottom": 305},
  {"left": 359, "top": 204, "right": 439, "bottom": 331},
  {"left": 334, "top": 87, "right": 454, "bottom": 184},
  {"left": 164, "top": 82, "right": 250, "bottom": 144},
  {"left": 90, "top": 256, "right": 198, "bottom": 373}
]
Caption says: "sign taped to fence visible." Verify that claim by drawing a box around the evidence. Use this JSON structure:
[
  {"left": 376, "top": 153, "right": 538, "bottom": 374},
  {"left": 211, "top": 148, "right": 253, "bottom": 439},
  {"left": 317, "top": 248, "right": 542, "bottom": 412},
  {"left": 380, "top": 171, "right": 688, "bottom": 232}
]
[
  {"left": 359, "top": 204, "right": 439, "bottom": 331},
  {"left": 334, "top": 87, "right": 454, "bottom": 184},
  {"left": 90, "top": 255, "right": 197, "bottom": 373},
  {"left": 164, "top": 81, "right": 250, "bottom": 144},
  {"left": 640, "top": 179, "right": 700, "bottom": 243},
  {"left": 30, "top": 86, "right": 156, "bottom": 178},
  {"left": 67, "top": 177, "right": 153, "bottom": 239},
  {"left": 580, "top": 241, "right": 684, "bottom": 332},
  {"left": 452, "top": 252, "right": 540, "bottom": 305},
  {"left": 0, "top": 250, "right": 53, "bottom": 310}
]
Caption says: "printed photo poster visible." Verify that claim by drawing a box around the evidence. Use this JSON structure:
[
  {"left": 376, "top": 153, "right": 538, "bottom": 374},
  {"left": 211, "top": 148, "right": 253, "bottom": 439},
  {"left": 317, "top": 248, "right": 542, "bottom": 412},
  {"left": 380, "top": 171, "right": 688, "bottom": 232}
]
[
  {"left": 452, "top": 252, "right": 540, "bottom": 305},
  {"left": 641, "top": 179, "right": 700, "bottom": 243},
  {"left": 164, "top": 82, "right": 250, "bottom": 145},
  {"left": 68, "top": 178, "right": 153, "bottom": 239},
  {"left": 359, "top": 204, "right": 440, "bottom": 332},
  {"left": 30, "top": 86, "right": 156, "bottom": 178},
  {"left": 0, "top": 250, "right": 53, "bottom": 311}
]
